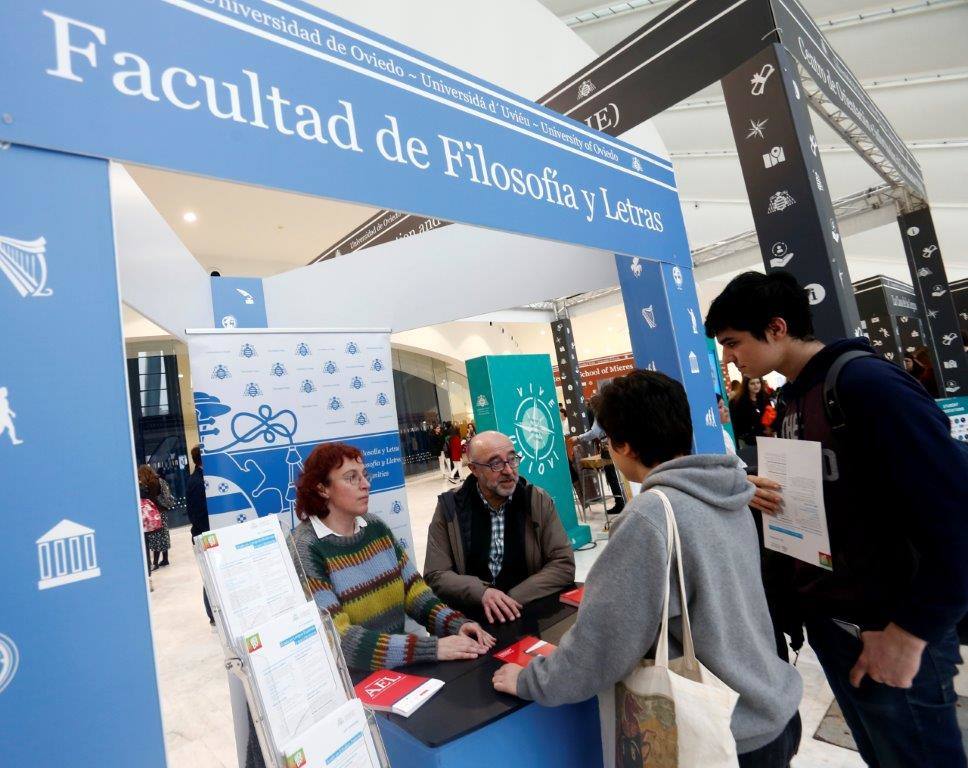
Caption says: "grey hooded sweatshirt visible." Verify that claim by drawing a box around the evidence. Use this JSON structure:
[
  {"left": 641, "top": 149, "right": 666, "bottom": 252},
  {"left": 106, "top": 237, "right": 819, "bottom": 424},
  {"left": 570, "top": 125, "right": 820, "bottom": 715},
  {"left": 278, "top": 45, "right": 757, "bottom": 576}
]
[{"left": 517, "top": 454, "right": 803, "bottom": 754}]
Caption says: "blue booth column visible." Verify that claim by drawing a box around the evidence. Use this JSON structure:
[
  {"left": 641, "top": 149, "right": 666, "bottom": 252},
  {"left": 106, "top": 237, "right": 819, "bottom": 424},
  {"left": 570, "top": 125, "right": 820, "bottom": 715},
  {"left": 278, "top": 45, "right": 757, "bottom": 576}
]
[
  {"left": 0, "top": 144, "right": 166, "bottom": 765},
  {"left": 615, "top": 255, "right": 724, "bottom": 454}
]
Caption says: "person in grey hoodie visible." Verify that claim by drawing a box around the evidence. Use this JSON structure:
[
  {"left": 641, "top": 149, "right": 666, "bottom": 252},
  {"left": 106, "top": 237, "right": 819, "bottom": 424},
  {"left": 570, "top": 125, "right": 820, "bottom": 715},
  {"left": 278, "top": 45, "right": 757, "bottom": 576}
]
[{"left": 493, "top": 370, "right": 803, "bottom": 766}]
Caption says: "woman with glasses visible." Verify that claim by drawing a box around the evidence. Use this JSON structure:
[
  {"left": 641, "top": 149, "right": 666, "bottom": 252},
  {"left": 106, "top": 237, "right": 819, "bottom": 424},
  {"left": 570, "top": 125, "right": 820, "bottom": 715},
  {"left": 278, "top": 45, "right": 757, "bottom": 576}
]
[{"left": 289, "top": 441, "right": 494, "bottom": 671}]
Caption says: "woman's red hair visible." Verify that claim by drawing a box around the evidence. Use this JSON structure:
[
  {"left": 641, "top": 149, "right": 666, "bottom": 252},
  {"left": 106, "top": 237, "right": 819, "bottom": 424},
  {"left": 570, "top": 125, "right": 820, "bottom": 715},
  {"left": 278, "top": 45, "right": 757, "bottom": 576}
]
[{"left": 295, "top": 442, "right": 364, "bottom": 521}]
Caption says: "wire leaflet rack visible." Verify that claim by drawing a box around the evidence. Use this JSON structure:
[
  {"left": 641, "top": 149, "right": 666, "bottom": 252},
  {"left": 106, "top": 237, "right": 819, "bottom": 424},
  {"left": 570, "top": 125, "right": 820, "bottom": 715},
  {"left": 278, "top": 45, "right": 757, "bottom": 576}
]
[{"left": 193, "top": 522, "right": 391, "bottom": 768}]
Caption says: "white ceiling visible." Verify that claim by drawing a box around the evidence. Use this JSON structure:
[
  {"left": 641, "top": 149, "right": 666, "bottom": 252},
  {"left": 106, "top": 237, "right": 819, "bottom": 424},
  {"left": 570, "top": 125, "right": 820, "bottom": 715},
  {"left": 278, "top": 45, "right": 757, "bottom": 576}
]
[
  {"left": 538, "top": 0, "right": 968, "bottom": 292},
  {"left": 123, "top": 0, "right": 968, "bottom": 346}
]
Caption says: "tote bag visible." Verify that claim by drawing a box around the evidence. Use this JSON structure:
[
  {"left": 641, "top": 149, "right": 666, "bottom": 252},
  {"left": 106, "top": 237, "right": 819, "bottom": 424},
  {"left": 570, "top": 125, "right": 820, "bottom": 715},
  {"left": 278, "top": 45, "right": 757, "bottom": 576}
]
[
  {"left": 141, "top": 498, "right": 162, "bottom": 533},
  {"left": 599, "top": 488, "right": 740, "bottom": 768}
]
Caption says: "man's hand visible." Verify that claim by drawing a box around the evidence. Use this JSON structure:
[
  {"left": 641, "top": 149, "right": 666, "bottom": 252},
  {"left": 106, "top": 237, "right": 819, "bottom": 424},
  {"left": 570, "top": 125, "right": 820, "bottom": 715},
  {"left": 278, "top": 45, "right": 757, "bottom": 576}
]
[
  {"left": 748, "top": 475, "right": 783, "bottom": 515},
  {"left": 458, "top": 622, "right": 495, "bottom": 650},
  {"left": 492, "top": 663, "right": 524, "bottom": 696},
  {"left": 482, "top": 587, "right": 522, "bottom": 623},
  {"left": 437, "top": 634, "right": 488, "bottom": 661},
  {"left": 849, "top": 623, "right": 927, "bottom": 689}
]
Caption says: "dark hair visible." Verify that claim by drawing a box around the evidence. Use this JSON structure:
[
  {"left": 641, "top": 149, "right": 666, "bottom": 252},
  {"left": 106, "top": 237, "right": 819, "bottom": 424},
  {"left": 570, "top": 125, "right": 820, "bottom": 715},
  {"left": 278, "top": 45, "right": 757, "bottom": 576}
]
[
  {"left": 715, "top": 393, "right": 724, "bottom": 404},
  {"left": 597, "top": 371, "right": 692, "bottom": 467},
  {"left": 704, "top": 271, "right": 814, "bottom": 341},
  {"left": 295, "top": 442, "right": 364, "bottom": 521},
  {"left": 191, "top": 444, "right": 202, "bottom": 468}
]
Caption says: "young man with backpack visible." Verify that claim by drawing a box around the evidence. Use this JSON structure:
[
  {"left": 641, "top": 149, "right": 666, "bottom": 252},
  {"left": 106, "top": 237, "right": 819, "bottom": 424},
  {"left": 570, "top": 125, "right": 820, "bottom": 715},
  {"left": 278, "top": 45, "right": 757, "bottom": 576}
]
[{"left": 705, "top": 271, "right": 968, "bottom": 767}]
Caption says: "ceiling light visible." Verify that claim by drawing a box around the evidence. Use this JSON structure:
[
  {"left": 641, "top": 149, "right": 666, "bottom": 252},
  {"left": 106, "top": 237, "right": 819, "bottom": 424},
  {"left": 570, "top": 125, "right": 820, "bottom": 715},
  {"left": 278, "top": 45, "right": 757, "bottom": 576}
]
[{"left": 183, "top": 211, "right": 198, "bottom": 223}]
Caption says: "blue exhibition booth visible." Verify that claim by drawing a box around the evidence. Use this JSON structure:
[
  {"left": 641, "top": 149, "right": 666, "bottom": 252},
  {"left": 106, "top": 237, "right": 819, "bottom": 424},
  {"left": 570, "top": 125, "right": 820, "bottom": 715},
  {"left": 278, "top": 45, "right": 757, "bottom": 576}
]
[{"left": 0, "top": 2, "right": 722, "bottom": 765}]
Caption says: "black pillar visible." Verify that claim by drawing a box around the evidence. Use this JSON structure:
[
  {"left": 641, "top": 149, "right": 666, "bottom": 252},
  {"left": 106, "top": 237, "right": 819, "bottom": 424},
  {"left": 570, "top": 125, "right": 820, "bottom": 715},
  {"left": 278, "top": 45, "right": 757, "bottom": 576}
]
[
  {"left": 897, "top": 207, "right": 968, "bottom": 397},
  {"left": 722, "top": 43, "right": 861, "bottom": 341},
  {"left": 551, "top": 314, "right": 589, "bottom": 436},
  {"left": 853, "top": 276, "right": 922, "bottom": 367}
]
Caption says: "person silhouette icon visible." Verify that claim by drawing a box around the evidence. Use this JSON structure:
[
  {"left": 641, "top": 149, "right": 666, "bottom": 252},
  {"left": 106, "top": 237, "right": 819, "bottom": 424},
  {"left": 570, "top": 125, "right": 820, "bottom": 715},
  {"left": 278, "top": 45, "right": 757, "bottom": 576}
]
[{"left": 0, "top": 387, "right": 24, "bottom": 445}]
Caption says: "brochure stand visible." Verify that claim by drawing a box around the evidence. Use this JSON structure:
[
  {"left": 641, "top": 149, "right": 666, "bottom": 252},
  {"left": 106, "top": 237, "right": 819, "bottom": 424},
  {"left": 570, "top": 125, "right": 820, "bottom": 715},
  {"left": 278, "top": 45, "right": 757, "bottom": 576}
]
[{"left": 194, "top": 518, "right": 390, "bottom": 768}]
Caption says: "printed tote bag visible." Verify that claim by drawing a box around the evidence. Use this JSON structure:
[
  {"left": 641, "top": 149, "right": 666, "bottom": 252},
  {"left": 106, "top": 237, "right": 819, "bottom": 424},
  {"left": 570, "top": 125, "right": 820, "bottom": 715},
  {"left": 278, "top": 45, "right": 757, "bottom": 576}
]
[{"left": 599, "top": 488, "right": 740, "bottom": 767}]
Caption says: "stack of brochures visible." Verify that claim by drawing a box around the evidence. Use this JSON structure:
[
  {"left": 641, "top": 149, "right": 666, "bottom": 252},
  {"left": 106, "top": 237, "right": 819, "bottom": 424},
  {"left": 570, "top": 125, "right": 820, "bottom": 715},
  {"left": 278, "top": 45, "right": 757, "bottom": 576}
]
[{"left": 196, "top": 517, "right": 387, "bottom": 768}]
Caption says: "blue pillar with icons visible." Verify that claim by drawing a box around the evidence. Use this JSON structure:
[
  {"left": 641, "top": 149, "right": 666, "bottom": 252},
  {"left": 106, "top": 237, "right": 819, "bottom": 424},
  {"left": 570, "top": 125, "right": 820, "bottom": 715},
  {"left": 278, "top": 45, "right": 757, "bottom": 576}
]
[
  {"left": 0, "top": 144, "right": 166, "bottom": 764},
  {"left": 615, "top": 255, "right": 725, "bottom": 454},
  {"left": 467, "top": 354, "right": 591, "bottom": 549}
]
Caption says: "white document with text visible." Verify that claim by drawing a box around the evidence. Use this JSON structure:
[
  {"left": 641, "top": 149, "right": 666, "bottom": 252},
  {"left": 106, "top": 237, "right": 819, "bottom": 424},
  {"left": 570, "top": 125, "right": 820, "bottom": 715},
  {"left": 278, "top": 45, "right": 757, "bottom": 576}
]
[
  {"left": 282, "top": 699, "right": 382, "bottom": 768},
  {"left": 244, "top": 601, "right": 348, "bottom": 757},
  {"left": 756, "top": 437, "right": 833, "bottom": 571}
]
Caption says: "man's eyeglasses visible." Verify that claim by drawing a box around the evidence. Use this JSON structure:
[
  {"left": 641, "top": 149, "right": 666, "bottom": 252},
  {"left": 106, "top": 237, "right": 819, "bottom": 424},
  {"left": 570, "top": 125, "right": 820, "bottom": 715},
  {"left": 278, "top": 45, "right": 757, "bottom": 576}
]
[{"left": 470, "top": 454, "right": 522, "bottom": 473}]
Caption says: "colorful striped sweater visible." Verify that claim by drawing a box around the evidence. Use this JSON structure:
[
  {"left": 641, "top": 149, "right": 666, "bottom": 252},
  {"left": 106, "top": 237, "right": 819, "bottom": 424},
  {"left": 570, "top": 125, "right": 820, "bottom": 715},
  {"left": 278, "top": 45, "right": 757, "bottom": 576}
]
[{"left": 290, "top": 515, "right": 468, "bottom": 671}]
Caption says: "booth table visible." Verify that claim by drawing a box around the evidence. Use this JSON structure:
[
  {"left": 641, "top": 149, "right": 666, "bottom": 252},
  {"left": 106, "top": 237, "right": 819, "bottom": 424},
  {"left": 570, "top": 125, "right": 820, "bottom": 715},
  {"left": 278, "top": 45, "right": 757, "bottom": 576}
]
[{"left": 350, "top": 591, "right": 603, "bottom": 768}]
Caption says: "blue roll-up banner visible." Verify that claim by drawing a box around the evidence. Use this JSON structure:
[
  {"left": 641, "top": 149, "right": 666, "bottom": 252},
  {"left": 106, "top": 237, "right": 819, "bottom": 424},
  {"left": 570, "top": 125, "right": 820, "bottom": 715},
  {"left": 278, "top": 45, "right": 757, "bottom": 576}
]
[
  {"left": 186, "top": 329, "right": 416, "bottom": 560},
  {"left": 0, "top": 0, "right": 687, "bottom": 267},
  {"left": 616, "top": 255, "right": 725, "bottom": 454},
  {"left": 0, "top": 144, "right": 166, "bottom": 765}
]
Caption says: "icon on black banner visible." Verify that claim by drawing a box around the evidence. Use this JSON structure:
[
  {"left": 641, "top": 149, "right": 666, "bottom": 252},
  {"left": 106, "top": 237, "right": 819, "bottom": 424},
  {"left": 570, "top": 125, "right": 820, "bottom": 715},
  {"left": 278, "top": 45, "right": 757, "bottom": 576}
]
[
  {"left": 769, "top": 242, "right": 794, "bottom": 268},
  {"left": 746, "top": 119, "right": 768, "bottom": 139},
  {"left": 767, "top": 191, "right": 796, "bottom": 214},
  {"left": 750, "top": 64, "right": 775, "bottom": 96},
  {"left": 762, "top": 147, "right": 785, "bottom": 168},
  {"left": 804, "top": 283, "right": 826, "bottom": 306},
  {"left": 922, "top": 245, "right": 938, "bottom": 259}
]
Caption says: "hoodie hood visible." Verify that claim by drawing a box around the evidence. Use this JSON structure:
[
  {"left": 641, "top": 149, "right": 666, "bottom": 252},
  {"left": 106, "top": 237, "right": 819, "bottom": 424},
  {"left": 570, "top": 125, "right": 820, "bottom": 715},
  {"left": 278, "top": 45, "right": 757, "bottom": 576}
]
[
  {"left": 641, "top": 453, "right": 754, "bottom": 513},
  {"left": 781, "top": 338, "right": 873, "bottom": 399}
]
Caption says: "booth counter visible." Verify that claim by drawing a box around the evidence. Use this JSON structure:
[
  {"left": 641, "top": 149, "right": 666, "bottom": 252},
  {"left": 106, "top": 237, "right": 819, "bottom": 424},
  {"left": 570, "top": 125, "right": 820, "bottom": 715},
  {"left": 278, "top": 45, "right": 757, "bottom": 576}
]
[{"left": 351, "top": 590, "right": 603, "bottom": 768}]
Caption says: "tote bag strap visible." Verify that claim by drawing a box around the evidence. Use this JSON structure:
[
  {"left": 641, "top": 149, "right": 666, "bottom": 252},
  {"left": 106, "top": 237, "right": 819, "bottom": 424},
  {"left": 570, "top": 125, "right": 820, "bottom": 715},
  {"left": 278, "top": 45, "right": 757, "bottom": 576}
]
[{"left": 648, "top": 488, "right": 699, "bottom": 673}]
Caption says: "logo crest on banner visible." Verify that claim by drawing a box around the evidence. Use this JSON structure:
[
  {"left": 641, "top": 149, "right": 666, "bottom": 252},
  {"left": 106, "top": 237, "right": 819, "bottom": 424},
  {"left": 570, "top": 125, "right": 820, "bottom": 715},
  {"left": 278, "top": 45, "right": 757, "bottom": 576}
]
[
  {"left": 371, "top": 358, "right": 384, "bottom": 372},
  {"left": 672, "top": 266, "right": 683, "bottom": 290},
  {"left": 0, "top": 235, "right": 53, "bottom": 298},
  {"left": 270, "top": 363, "right": 287, "bottom": 377},
  {"left": 36, "top": 519, "right": 101, "bottom": 590},
  {"left": 391, "top": 500, "right": 402, "bottom": 515},
  {"left": 323, "top": 360, "right": 338, "bottom": 374},
  {"left": 244, "top": 382, "right": 263, "bottom": 397},
  {"left": 0, "top": 633, "right": 19, "bottom": 694},
  {"left": 212, "top": 365, "right": 231, "bottom": 381},
  {"left": 376, "top": 392, "right": 389, "bottom": 406},
  {"left": 345, "top": 342, "right": 360, "bottom": 355},
  {"left": 476, "top": 394, "right": 489, "bottom": 408},
  {"left": 0, "top": 386, "right": 25, "bottom": 446},
  {"left": 577, "top": 79, "right": 596, "bottom": 99},
  {"left": 632, "top": 157, "right": 643, "bottom": 172},
  {"left": 299, "top": 380, "right": 316, "bottom": 394},
  {"left": 295, "top": 343, "right": 311, "bottom": 357},
  {"left": 355, "top": 412, "right": 369, "bottom": 426},
  {"left": 240, "top": 343, "right": 258, "bottom": 359},
  {"left": 328, "top": 396, "right": 343, "bottom": 411},
  {"left": 350, "top": 376, "right": 364, "bottom": 390}
]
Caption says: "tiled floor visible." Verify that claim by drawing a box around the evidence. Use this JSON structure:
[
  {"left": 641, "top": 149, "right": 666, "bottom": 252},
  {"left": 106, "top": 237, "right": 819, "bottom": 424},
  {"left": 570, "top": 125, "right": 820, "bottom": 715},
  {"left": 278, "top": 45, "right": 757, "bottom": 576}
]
[{"left": 150, "top": 469, "right": 873, "bottom": 767}]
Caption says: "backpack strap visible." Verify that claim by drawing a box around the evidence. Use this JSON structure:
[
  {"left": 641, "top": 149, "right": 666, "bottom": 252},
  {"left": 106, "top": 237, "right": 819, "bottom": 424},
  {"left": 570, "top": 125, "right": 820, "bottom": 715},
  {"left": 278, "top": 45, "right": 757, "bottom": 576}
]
[{"left": 823, "top": 349, "right": 875, "bottom": 433}]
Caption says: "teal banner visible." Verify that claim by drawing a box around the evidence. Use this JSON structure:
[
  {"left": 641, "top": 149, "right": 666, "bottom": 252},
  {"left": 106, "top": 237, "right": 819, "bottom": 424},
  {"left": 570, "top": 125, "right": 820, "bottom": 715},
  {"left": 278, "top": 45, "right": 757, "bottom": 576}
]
[{"left": 466, "top": 355, "right": 590, "bottom": 548}]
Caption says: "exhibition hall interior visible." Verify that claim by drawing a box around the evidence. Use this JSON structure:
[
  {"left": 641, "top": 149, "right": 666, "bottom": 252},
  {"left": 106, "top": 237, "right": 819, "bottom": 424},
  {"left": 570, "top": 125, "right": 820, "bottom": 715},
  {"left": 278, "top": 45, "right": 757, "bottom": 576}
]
[{"left": 3, "top": 1, "right": 968, "bottom": 767}]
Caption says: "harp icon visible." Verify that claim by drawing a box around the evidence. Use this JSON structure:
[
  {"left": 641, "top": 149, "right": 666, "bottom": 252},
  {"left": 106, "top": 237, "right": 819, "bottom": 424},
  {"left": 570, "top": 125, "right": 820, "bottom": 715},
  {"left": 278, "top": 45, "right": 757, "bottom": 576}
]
[
  {"left": 642, "top": 305, "right": 657, "bottom": 329},
  {"left": 0, "top": 236, "right": 52, "bottom": 298}
]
